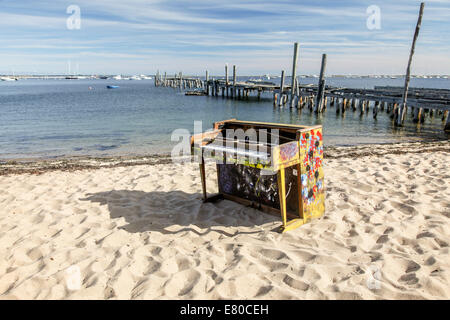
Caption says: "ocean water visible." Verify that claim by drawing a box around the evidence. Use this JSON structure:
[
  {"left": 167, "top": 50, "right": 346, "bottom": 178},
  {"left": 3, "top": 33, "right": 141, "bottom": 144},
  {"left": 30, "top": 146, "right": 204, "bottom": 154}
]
[{"left": 0, "top": 77, "right": 449, "bottom": 159}]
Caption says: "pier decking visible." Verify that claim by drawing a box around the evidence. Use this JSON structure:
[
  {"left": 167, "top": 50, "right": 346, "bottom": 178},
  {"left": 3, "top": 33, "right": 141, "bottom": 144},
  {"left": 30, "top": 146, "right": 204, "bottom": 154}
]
[
  {"left": 154, "top": 67, "right": 450, "bottom": 132},
  {"left": 152, "top": 3, "right": 449, "bottom": 132}
]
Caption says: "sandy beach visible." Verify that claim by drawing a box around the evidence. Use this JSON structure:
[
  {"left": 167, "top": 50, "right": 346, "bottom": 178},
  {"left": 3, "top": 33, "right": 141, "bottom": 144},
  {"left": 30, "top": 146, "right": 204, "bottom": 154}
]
[{"left": 0, "top": 141, "right": 449, "bottom": 300}]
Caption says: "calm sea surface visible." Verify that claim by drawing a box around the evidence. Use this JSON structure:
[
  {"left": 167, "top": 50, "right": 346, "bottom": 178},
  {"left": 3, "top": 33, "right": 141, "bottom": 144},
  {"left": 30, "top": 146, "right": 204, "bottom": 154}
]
[{"left": 0, "top": 77, "right": 449, "bottom": 159}]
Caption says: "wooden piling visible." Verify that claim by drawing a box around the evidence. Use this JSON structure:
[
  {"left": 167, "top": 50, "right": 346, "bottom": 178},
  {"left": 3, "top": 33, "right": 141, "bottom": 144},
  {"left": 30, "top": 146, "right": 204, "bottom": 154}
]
[
  {"left": 373, "top": 101, "right": 380, "bottom": 119},
  {"left": 232, "top": 65, "right": 237, "bottom": 99},
  {"left": 315, "top": 54, "right": 327, "bottom": 113},
  {"left": 359, "top": 99, "right": 364, "bottom": 114},
  {"left": 279, "top": 70, "right": 285, "bottom": 107},
  {"left": 341, "top": 98, "right": 346, "bottom": 114},
  {"left": 225, "top": 64, "right": 229, "bottom": 86},
  {"left": 225, "top": 64, "right": 229, "bottom": 97},
  {"left": 413, "top": 107, "right": 424, "bottom": 123},
  {"left": 290, "top": 43, "right": 299, "bottom": 108},
  {"left": 398, "top": 2, "right": 425, "bottom": 126},
  {"left": 205, "top": 70, "right": 209, "bottom": 95},
  {"left": 445, "top": 112, "right": 450, "bottom": 131}
]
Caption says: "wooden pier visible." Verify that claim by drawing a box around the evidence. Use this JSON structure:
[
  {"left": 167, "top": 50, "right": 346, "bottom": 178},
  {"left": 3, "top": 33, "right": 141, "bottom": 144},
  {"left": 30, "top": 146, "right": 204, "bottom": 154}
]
[
  {"left": 154, "top": 68, "right": 450, "bottom": 133},
  {"left": 153, "top": 3, "right": 450, "bottom": 132}
]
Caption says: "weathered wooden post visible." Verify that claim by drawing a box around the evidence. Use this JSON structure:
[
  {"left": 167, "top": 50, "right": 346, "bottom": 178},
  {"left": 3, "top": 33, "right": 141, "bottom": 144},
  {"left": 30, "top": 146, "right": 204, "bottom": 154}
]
[
  {"left": 205, "top": 70, "right": 209, "bottom": 96},
  {"left": 225, "top": 64, "right": 229, "bottom": 85},
  {"left": 232, "top": 65, "right": 237, "bottom": 99},
  {"left": 398, "top": 2, "right": 425, "bottom": 126},
  {"left": 351, "top": 97, "right": 356, "bottom": 111},
  {"left": 290, "top": 42, "right": 299, "bottom": 108},
  {"left": 315, "top": 54, "right": 327, "bottom": 113},
  {"left": 341, "top": 98, "right": 347, "bottom": 114},
  {"left": 279, "top": 70, "right": 285, "bottom": 107},
  {"left": 225, "top": 64, "right": 229, "bottom": 97},
  {"left": 373, "top": 101, "right": 380, "bottom": 119},
  {"left": 445, "top": 113, "right": 450, "bottom": 131},
  {"left": 358, "top": 99, "right": 364, "bottom": 114},
  {"left": 414, "top": 107, "right": 424, "bottom": 123}
]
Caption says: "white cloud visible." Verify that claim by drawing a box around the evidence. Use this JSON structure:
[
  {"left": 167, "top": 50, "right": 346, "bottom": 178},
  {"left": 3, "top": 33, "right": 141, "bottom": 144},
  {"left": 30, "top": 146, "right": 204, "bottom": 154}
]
[{"left": 0, "top": 0, "right": 448, "bottom": 74}]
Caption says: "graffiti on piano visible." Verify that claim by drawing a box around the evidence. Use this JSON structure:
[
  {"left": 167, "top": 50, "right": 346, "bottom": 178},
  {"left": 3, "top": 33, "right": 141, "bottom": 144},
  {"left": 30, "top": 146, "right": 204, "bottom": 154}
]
[{"left": 300, "top": 128, "right": 325, "bottom": 222}]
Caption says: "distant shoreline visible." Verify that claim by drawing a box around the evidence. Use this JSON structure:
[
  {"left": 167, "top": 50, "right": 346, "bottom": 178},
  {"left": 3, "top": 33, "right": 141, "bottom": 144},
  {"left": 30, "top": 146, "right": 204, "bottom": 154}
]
[
  {"left": 1, "top": 74, "right": 450, "bottom": 80},
  {"left": 1, "top": 140, "right": 448, "bottom": 176}
]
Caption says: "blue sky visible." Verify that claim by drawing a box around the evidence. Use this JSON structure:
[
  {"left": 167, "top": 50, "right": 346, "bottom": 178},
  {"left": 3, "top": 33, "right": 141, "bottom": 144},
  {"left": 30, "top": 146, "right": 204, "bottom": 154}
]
[{"left": 1, "top": 0, "right": 449, "bottom": 75}]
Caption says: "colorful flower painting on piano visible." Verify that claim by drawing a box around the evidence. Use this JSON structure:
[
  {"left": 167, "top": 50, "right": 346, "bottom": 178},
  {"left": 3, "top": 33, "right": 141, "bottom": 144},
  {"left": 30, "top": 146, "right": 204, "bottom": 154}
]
[
  {"left": 299, "top": 128, "right": 325, "bottom": 221},
  {"left": 279, "top": 141, "right": 299, "bottom": 163}
]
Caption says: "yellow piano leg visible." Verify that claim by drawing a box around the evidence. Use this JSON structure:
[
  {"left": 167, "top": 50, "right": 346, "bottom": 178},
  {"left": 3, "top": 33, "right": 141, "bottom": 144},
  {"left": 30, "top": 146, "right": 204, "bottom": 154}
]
[
  {"left": 277, "top": 168, "right": 287, "bottom": 229},
  {"left": 199, "top": 157, "right": 207, "bottom": 201},
  {"left": 278, "top": 167, "right": 305, "bottom": 233}
]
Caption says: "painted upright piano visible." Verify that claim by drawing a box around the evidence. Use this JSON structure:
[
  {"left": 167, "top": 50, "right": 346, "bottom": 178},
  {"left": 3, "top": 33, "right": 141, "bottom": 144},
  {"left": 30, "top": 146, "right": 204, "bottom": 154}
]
[{"left": 191, "top": 119, "right": 325, "bottom": 232}]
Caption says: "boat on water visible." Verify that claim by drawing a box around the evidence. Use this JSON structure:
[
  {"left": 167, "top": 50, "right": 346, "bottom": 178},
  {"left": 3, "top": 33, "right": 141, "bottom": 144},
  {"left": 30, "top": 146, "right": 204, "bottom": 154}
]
[
  {"left": 247, "top": 79, "right": 275, "bottom": 86},
  {"left": 113, "top": 75, "right": 122, "bottom": 80},
  {"left": 185, "top": 90, "right": 207, "bottom": 96},
  {"left": 106, "top": 85, "right": 120, "bottom": 89},
  {"left": 1, "top": 77, "right": 18, "bottom": 81}
]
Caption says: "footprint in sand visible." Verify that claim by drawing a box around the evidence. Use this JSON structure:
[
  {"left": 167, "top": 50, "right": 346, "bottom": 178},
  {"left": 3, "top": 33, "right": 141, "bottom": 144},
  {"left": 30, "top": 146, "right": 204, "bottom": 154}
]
[
  {"left": 376, "top": 235, "right": 389, "bottom": 244},
  {"left": 390, "top": 201, "right": 418, "bottom": 216},
  {"left": 398, "top": 273, "right": 419, "bottom": 285},
  {"left": 164, "top": 269, "right": 202, "bottom": 297},
  {"left": 282, "top": 274, "right": 310, "bottom": 291},
  {"left": 405, "top": 261, "right": 421, "bottom": 273},
  {"left": 425, "top": 256, "right": 436, "bottom": 266},
  {"left": 416, "top": 231, "right": 435, "bottom": 239}
]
